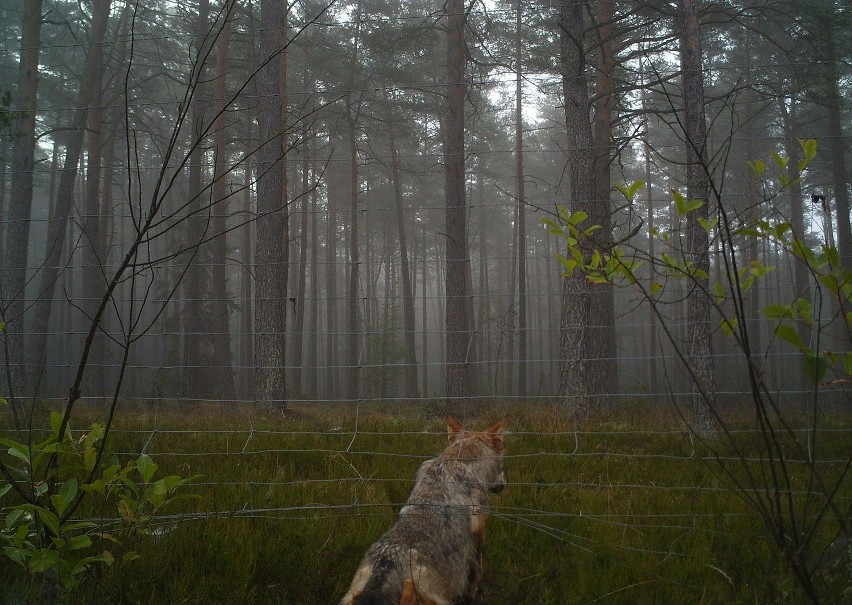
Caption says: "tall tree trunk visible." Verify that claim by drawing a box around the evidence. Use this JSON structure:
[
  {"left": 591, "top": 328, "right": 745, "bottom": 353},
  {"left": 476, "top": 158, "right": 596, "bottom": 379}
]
[
  {"left": 80, "top": 55, "right": 105, "bottom": 402},
  {"left": 184, "top": 0, "right": 210, "bottom": 397},
  {"left": 444, "top": 0, "right": 472, "bottom": 408},
  {"left": 344, "top": 0, "right": 362, "bottom": 402},
  {"left": 254, "top": 0, "right": 288, "bottom": 409},
  {"left": 325, "top": 146, "right": 340, "bottom": 400},
  {"left": 476, "top": 164, "right": 491, "bottom": 392},
  {"left": 640, "top": 60, "right": 659, "bottom": 397},
  {"left": 240, "top": 142, "right": 253, "bottom": 400},
  {"left": 211, "top": 7, "right": 235, "bottom": 405},
  {"left": 742, "top": 30, "right": 762, "bottom": 357},
  {"left": 779, "top": 94, "right": 810, "bottom": 384},
  {"left": 507, "top": 199, "right": 517, "bottom": 396},
  {"left": 557, "top": 0, "right": 598, "bottom": 417},
  {"left": 291, "top": 130, "right": 308, "bottom": 396},
  {"left": 512, "top": 0, "right": 527, "bottom": 398},
  {"left": 28, "top": 0, "right": 112, "bottom": 391},
  {"left": 679, "top": 0, "right": 716, "bottom": 433},
  {"left": 421, "top": 229, "right": 429, "bottom": 397},
  {"left": 386, "top": 94, "right": 419, "bottom": 397},
  {"left": 3, "top": 0, "right": 43, "bottom": 413},
  {"left": 821, "top": 11, "right": 851, "bottom": 272},
  {"left": 306, "top": 131, "right": 319, "bottom": 398},
  {"left": 590, "top": 0, "right": 617, "bottom": 403},
  {"left": 345, "top": 98, "right": 360, "bottom": 402}
]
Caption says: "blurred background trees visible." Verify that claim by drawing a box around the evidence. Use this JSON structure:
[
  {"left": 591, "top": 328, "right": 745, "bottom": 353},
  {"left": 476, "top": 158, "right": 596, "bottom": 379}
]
[{"left": 0, "top": 0, "right": 848, "bottom": 413}]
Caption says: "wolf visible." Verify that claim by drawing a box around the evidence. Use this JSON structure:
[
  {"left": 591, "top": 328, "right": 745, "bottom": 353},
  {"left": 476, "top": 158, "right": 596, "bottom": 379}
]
[{"left": 340, "top": 416, "right": 507, "bottom": 605}]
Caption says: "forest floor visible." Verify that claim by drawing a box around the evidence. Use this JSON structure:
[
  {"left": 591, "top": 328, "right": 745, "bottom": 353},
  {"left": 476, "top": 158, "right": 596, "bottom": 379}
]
[{"left": 1, "top": 399, "right": 850, "bottom": 604}]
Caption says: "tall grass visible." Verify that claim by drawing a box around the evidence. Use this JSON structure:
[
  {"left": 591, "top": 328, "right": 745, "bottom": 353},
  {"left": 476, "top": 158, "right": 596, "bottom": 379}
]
[{"left": 1, "top": 400, "right": 850, "bottom": 604}]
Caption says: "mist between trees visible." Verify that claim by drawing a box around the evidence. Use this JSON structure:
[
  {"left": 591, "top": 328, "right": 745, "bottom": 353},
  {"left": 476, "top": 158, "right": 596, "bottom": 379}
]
[
  {"left": 0, "top": 1, "right": 850, "bottom": 603},
  {"left": 0, "top": 0, "right": 849, "bottom": 415}
]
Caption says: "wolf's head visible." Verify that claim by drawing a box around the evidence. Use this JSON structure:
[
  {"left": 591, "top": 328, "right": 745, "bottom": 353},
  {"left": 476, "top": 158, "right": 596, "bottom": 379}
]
[{"left": 446, "top": 416, "right": 507, "bottom": 493}]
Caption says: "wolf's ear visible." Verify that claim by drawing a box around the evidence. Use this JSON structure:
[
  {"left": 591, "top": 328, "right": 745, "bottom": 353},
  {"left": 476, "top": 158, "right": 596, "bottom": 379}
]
[
  {"left": 447, "top": 416, "right": 464, "bottom": 441},
  {"left": 486, "top": 418, "right": 506, "bottom": 452}
]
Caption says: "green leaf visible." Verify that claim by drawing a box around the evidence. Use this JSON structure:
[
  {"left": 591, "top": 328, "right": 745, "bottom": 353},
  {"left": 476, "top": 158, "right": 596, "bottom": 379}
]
[
  {"left": 774, "top": 324, "right": 805, "bottom": 351},
  {"left": 791, "top": 238, "right": 816, "bottom": 265},
  {"left": 590, "top": 250, "right": 602, "bottom": 269},
  {"left": 682, "top": 198, "right": 704, "bottom": 213},
  {"left": 0, "top": 439, "right": 30, "bottom": 466},
  {"left": 49, "top": 411, "right": 63, "bottom": 438},
  {"left": 771, "top": 151, "right": 789, "bottom": 171},
  {"left": 697, "top": 217, "right": 718, "bottom": 233},
  {"left": 12, "top": 522, "right": 30, "bottom": 545},
  {"left": 556, "top": 253, "right": 577, "bottom": 275},
  {"left": 136, "top": 455, "right": 157, "bottom": 483},
  {"left": 817, "top": 274, "right": 840, "bottom": 296},
  {"left": 714, "top": 282, "right": 726, "bottom": 302},
  {"left": 5, "top": 507, "right": 23, "bottom": 528},
  {"left": 746, "top": 159, "right": 766, "bottom": 176},
  {"left": 803, "top": 354, "right": 827, "bottom": 385},
  {"left": 122, "top": 551, "right": 141, "bottom": 564},
  {"left": 791, "top": 298, "right": 813, "bottom": 321},
  {"left": 29, "top": 548, "right": 60, "bottom": 573},
  {"left": 51, "top": 479, "right": 78, "bottom": 516},
  {"left": 773, "top": 223, "right": 792, "bottom": 240},
  {"left": 720, "top": 317, "right": 738, "bottom": 337},
  {"left": 798, "top": 138, "right": 817, "bottom": 163},
  {"left": 66, "top": 535, "right": 92, "bottom": 551},
  {"left": 569, "top": 210, "right": 588, "bottom": 226},
  {"left": 843, "top": 351, "right": 852, "bottom": 377},
  {"left": 825, "top": 245, "right": 840, "bottom": 268},
  {"left": 3, "top": 545, "right": 28, "bottom": 567},
  {"left": 672, "top": 189, "right": 686, "bottom": 215},
  {"left": 734, "top": 226, "right": 762, "bottom": 239},
  {"left": 615, "top": 180, "right": 645, "bottom": 201},
  {"left": 650, "top": 282, "right": 663, "bottom": 295},
  {"left": 37, "top": 509, "right": 60, "bottom": 537},
  {"left": 660, "top": 252, "right": 678, "bottom": 269},
  {"left": 762, "top": 304, "right": 791, "bottom": 319},
  {"left": 541, "top": 217, "right": 563, "bottom": 235}
]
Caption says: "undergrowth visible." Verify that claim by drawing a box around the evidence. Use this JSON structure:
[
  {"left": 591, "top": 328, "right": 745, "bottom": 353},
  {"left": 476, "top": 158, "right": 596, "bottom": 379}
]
[{"left": 1, "top": 400, "right": 850, "bottom": 604}]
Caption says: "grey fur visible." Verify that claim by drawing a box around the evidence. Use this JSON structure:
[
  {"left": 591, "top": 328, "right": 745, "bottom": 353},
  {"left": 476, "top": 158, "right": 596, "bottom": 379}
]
[{"left": 340, "top": 419, "right": 506, "bottom": 605}]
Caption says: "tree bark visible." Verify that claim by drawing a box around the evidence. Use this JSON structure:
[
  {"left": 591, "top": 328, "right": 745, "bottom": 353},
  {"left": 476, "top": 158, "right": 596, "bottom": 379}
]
[
  {"left": 590, "top": 0, "right": 617, "bottom": 403},
  {"left": 184, "top": 0, "right": 210, "bottom": 397},
  {"left": 254, "top": 0, "right": 288, "bottom": 409},
  {"left": 386, "top": 93, "right": 419, "bottom": 398},
  {"left": 557, "top": 0, "right": 598, "bottom": 417},
  {"left": 306, "top": 129, "right": 319, "bottom": 398},
  {"left": 444, "top": 0, "right": 472, "bottom": 408},
  {"left": 821, "top": 12, "right": 851, "bottom": 272},
  {"left": 640, "top": 59, "right": 659, "bottom": 397},
  {"left": 779, "top": 94, "right": 810, "bottom": 393},
  {"left": 514, "top": 0, "right": 528, "bottom": 398},
  {"left": 3, "top": 0, "right": 43, "bottom": 410},
  {"left": 292, "top": 120, "right": 309, "bottom": 396},
  {"left": 421, "top": 228, "right": 429, "bottom": 397},
  {"left": 80, "top": 52, "right": 106, "bottom": 402},
  {"left": 345, "top": 97, "right": 360, "bottom": 402},
  {"left": 28, "top": 0, "right": 112, "bottom": 393},
  {"left": 679, "top": 0, "right": 716, "bottom": 434},
  {"left": 211, "top": 6, "right": 236, "bottom": 405},
  {"left": 325, "top": 142, "right": 341, "bottom": 400}
]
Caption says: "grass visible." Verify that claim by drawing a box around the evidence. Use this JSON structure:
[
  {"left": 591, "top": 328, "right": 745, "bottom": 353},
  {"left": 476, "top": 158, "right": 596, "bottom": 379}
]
[{"left": 1, "top": 400, "right": 850, "bottom": 604}]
